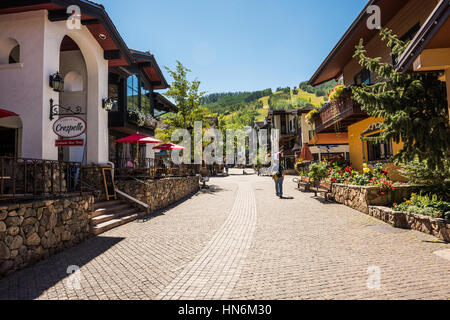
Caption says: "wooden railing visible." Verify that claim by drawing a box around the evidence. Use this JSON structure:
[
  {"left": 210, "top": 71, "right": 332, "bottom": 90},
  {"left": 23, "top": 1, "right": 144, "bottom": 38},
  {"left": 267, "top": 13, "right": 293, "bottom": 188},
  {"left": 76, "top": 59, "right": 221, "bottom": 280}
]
[
  {"left": 315, "top": 91, "right": 366, "bottom": 133},
  {"left": 0, "top": 157, "right": 83, "bottom": 201}
]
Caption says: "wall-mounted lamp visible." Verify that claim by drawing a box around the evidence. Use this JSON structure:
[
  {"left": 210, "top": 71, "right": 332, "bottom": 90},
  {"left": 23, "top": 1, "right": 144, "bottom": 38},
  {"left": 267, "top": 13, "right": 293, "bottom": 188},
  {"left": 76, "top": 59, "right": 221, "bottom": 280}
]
[
  {"left": 49, "top": 72, "right": 64, "bottom": 92},
  {"left": 102, "top": 98, "right": 114, "bottom": 111}
]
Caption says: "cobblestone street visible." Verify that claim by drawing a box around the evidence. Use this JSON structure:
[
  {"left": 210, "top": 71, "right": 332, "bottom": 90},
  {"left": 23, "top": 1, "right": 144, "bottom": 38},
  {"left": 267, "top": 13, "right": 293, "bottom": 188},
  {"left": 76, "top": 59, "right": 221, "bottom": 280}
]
[{"left": 0, "top": 171, "right": 449, "bottom": 300}]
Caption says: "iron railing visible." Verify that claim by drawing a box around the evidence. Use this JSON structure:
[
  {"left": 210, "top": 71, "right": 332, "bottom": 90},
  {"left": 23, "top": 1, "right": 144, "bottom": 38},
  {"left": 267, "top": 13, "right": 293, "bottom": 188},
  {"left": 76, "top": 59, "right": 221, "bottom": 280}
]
[
  {"left": 0, "top": 157, "right": 83, "bottom": 201},
  {"left": 115, "top": 164, "right": 201, "bottom": 180}
]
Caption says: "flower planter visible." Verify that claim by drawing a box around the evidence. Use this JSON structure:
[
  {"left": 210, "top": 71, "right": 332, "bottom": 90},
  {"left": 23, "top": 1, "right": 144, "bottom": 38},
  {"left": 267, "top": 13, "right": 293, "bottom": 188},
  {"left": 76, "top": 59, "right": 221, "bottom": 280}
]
[
  {"left": 369, "top": 206, "right": 450, "bottom": 242},
  {"left": 329, "top": 183, "right": 419, "bottom": 214}
]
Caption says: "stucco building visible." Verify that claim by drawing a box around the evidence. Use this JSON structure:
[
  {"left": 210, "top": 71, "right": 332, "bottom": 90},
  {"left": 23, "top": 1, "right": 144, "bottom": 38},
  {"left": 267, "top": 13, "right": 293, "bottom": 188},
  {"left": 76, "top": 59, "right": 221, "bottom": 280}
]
[{"left": 0, "top": 0, "right": 175, "bottom": 166}]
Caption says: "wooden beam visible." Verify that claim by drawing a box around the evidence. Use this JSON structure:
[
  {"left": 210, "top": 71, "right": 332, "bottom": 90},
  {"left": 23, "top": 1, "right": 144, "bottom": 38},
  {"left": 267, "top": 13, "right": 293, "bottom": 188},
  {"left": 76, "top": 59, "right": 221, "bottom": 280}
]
[
  {"left": 81, "top": 19, "right": 100, "bottom": 25},
  {"left": 48, "top": 9, "right": 69, "bottom": 22},
  {"left": 104, "top": 50, "right": 121, "bottom": 61},
  {"left": 138, "top": 62, "right": 152, "bottom": 68},
  {"left": 0, "top": 0, "right": 49, "bottom": 10}
]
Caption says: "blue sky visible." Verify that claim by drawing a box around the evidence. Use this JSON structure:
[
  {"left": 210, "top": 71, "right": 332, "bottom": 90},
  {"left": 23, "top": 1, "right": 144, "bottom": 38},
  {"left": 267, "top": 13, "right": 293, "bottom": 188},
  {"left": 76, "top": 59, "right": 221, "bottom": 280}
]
[{"left": 98, "top": 0, "right": 367, "bottom": 94}]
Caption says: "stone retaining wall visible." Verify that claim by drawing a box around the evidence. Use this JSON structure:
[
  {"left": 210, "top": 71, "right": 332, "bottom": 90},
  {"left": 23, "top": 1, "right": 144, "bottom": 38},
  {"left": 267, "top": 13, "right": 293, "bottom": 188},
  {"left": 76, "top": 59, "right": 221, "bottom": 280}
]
[
  {"left": 0, "top": 195, "right": 94, "bottom": 277},
  {"left": 116, "top": 176, "right": 200, "bottom": 213},
  {"left": 329, "top": 184, "right": 419, "bottom": 214},
  {"left": 369, "top": 206, "right": 450, "bottom": 242}
]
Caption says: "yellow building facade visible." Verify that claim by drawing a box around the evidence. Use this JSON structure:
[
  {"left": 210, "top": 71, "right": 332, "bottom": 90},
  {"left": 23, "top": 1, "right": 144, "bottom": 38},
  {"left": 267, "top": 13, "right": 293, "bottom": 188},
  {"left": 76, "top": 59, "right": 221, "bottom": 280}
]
[{"left": 348, "top": 117, "right": 407, "bottom": 181}]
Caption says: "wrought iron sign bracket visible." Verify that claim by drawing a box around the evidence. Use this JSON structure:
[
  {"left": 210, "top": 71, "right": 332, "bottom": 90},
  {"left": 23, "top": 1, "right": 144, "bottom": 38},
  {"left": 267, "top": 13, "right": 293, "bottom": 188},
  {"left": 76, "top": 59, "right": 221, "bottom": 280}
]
[{"left": 50, "top": 99, "right": 85, "bottom": 121}]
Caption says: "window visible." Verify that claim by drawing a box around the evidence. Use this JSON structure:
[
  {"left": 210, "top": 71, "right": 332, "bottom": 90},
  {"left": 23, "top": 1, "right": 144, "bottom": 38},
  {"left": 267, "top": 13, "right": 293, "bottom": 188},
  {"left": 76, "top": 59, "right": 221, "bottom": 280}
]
[
  {"left": 141, "top": 86, "right": 151, "bottom": 114},
  {"left": 280, "top": 115, "right": 287, "bottom": 134},
  {"left": 0, "top": 38, "right": 20, "bottom": 64},
  {"left": 366, "top": 133, "right": 393, "bottom": 162},
  {"left": 127, "top": 75, "right": 139, "bottom": 110},
  {"left": 9, "top": 45, "right": 19, "bottom": 64},
  {"left": 354, "top": 68, "right": 371, "bottom": 85},
  {"left": 392, "top": 23, "right": 421, "bottom": 65}
]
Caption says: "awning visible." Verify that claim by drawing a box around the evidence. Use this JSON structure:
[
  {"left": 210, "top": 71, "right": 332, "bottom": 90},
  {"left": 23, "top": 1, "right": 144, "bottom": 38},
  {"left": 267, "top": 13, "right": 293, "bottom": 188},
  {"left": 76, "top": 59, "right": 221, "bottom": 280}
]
[
  {"left": 0, "top": 108, "right": 19, "bottom": 118},
  {"left": 0, "top": 108, "right": 21, "bottom": 129}
]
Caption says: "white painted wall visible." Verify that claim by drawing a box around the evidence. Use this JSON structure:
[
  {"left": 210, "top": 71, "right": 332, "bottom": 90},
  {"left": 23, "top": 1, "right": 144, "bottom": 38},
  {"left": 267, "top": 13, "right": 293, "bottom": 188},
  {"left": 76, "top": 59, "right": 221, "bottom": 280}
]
[
  {"left": 0, "top": 10, "right": 109, "bottom": 163},
  {"left": 0, "top": 11, "right": 47, "bottom": 159}
]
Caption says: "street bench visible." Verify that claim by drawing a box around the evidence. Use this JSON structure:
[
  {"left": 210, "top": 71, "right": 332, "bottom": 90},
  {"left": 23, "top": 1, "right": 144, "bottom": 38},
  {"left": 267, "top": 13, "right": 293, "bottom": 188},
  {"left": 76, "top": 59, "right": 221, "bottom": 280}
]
[
  {"left": 200, "top": 176, "right": 210, "bottom": 189},
  {"left": 312, "top": 181, "right": 333, "bottom": 201},
  {"left": 293, "top": 176, "right": 312, "bottom": 192}
]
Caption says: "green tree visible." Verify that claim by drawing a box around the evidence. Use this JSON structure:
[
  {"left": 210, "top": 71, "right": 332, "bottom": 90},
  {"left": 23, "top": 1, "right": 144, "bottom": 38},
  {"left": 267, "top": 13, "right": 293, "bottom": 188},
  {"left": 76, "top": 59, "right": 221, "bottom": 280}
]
[
  {"left": 352, "top": 28, "right": 449, "bottom": 170},
  {"left": 156, "top": 61, "right": 211, "bottom": 142}
]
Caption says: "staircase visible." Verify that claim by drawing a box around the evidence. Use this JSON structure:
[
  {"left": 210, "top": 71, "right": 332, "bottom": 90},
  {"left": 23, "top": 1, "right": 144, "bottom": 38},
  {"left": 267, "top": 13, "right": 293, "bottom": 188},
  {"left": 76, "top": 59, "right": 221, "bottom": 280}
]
[{"left": 90, "top": 200, "right": 143, "bottom": 235}]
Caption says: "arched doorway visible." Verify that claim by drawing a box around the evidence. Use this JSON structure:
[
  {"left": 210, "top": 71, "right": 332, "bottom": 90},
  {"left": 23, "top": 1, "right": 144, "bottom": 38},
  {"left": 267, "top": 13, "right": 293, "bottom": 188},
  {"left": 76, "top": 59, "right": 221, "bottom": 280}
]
[
  {"left": 0, "top": 108, "right": 22, "bottom": 157},
  {"left": 58, "top": 36, "right": 88, "bottom": 163}
]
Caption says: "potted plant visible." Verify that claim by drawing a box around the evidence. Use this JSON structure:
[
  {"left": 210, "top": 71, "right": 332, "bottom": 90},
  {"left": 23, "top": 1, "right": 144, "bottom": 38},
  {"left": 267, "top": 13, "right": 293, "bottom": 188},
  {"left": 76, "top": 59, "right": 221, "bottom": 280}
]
[{"left": 308, "top": 161, "right": 328, "bottom": 187}]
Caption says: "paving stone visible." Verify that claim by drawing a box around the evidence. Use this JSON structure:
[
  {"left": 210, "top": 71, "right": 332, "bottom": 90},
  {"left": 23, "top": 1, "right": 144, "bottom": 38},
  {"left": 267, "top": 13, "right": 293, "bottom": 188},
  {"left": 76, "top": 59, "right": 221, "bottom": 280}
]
[{"left": 0, "top": 171, "right": 448, "bottom": 300}]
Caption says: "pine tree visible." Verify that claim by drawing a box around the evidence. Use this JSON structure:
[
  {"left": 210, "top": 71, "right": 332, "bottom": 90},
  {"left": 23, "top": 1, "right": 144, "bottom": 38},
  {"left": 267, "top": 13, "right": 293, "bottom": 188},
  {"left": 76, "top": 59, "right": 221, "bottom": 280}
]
[{"left": 352, "top": 28, "right": 449, "bottom": 170}]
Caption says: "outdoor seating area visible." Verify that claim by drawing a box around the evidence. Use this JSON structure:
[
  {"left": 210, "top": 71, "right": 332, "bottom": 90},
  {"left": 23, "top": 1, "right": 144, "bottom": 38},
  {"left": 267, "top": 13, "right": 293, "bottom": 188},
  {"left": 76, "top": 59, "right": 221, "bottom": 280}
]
[{"left": 0, "top": 157, "right": 82, "bottom": 202}]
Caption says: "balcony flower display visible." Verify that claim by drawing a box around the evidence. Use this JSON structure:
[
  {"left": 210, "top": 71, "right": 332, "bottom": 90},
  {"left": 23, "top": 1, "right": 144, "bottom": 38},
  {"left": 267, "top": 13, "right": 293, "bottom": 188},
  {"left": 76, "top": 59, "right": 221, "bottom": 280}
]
[
  {"left": 306, "top": 109, "right": 320, "bottom": 126},
  {"left": 328, "top": 84, "right": 346, "bottom": 103},
  {"left": 128, "top": 108, "right": 158, "bottom": 128}
]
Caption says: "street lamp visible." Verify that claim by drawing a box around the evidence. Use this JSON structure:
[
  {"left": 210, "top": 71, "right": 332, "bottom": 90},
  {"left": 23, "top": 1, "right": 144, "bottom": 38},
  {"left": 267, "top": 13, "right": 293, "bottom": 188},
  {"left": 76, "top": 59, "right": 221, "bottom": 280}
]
[
  {"left": 102, "top": 98, "right": 115, "bottom": 111},
  {"left": 49, "top": 72, "right": 64, "bottom": 92}
]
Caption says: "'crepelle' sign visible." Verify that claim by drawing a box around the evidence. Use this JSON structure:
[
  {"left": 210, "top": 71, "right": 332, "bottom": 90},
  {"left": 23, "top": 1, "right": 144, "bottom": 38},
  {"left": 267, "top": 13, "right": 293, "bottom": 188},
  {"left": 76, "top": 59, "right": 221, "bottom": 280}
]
[{"left": 53, "top": 116, "right": 86, "bottom": 138}]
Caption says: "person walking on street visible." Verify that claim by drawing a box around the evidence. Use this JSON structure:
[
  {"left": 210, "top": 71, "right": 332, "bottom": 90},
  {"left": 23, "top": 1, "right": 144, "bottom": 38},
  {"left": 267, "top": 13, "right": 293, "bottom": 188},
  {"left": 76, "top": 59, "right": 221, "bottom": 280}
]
[{"left": 273, "top": 157, "right": 286, "bottom": 198}]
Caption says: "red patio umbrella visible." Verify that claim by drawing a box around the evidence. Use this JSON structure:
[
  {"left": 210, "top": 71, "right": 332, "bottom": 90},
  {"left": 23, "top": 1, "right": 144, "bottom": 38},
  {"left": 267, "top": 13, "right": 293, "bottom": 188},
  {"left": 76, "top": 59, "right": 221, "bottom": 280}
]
[
  {"left": 299, "top": 143, "right": 315, "bottom": 162},
  {"left": 115, "top": 133, "right": 162, "bottom": 162},
  {"left": 153, "top": 143, "right": 186, "bottom": 151}
]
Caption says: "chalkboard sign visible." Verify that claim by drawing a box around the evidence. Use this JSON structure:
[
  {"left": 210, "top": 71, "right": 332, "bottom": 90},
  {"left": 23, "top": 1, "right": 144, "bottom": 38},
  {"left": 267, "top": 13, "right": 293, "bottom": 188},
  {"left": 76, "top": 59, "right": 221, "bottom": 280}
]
[{"left": 102, "top": 168, "right": 117, "bottom": 201}]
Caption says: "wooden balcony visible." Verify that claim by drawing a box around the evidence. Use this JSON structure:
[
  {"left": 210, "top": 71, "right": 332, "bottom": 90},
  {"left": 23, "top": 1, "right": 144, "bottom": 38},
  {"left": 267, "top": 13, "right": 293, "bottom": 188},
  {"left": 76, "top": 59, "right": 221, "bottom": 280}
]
[{"left": 314, "top": 96, "right": 367, "bottom": 134}]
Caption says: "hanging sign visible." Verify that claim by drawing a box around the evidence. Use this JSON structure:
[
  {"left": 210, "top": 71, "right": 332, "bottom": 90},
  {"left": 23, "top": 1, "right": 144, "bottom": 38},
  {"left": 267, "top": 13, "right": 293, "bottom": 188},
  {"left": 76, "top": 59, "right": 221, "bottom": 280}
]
[
  {"left": 53, "top": 116, "right": 86, "bottom": 138},
  {"left": 55, "top": 139, "right": 84, "bottom": 147}
]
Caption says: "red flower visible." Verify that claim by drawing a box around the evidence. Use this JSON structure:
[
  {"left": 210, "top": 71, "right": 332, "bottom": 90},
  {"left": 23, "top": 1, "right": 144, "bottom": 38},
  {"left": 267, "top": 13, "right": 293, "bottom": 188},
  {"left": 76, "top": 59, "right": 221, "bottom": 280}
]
[
  {"left": 393, "top": 202, "right": 397, "bottom": 207},
  {"left": 381, "top": 192, "right": 386, "bottom": 195}
]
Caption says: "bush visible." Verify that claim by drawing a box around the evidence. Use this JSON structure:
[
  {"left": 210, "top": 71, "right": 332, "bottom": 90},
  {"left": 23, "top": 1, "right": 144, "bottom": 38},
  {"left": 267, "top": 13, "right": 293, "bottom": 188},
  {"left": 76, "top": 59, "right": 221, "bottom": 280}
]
[
  {"left": 308, "top": 161, "right": 328, "bottom": 182},
  {"left": 394, "top": 193, "right": 450, "bottom": 219}
]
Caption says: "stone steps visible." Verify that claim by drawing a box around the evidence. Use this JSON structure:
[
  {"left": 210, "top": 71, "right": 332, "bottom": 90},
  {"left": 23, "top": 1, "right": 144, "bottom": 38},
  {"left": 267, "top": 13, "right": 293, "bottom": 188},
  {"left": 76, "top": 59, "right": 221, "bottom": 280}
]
[
  {"left": 90, "top": 203, "right": 131, "bottom": 218},
  {"left": 91, "top": 213, "right": 141, "bottom": 236},
  {"left": 90, "top": 200, "right": 144, "bottom": 236},
  {"left": 92, "top": 200, "right": 125, "bottom": 210},
  {"left": 91, "top": 208, "right": 139, "bottom": 225}
]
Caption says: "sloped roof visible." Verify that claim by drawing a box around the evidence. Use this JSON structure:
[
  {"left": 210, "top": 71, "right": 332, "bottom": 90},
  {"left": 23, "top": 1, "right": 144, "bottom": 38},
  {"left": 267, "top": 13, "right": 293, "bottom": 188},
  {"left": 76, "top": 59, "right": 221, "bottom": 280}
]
[
  {"left": 308, "top": 0, "right": 410, "bottom": 86},
  {"left": 396, "top": 0, "right": 449, "bottom": 73}
]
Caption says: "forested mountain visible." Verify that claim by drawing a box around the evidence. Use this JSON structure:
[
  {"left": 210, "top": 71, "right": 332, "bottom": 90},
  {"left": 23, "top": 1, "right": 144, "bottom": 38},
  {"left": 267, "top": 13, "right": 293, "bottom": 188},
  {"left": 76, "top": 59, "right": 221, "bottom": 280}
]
[{"left": 201, "top": 79, "right": 339, "bottom": 130}]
